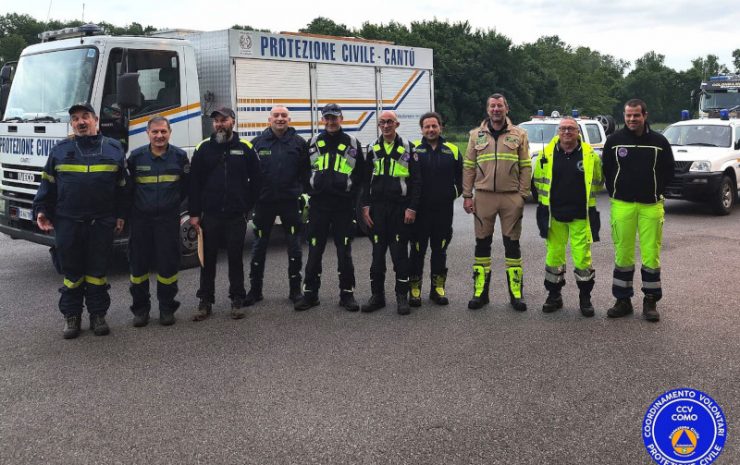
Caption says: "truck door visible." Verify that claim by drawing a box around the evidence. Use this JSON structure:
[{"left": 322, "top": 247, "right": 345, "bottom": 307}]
[{"left": 99, "top": 48, "right": 182, "bottom": 152}]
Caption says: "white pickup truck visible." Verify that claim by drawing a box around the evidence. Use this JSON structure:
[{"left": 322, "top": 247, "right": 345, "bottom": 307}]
[{"left": 662, "top": 114, "right": 740, "bottom": 215}]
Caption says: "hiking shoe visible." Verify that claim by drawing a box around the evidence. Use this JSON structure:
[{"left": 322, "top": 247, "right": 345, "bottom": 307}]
[
  {"left": 339, "top": 292, "right": 359, "bottom": 312},
  {"left": 243, "top": 290, "right": 263, "bottom": 307},
  {"left": 90, "top": 314, "right": 110, "bottom": 336},
  {"left": 294, "top": 294, "right": 320, "bottom": 311},
  {"left": 231, "top": 298, "right": 246, "bottom": 320},
  {"left": 542, "top": 293, "right": 563, "bottom": 313},
  {"left": 192, "top": 300, "right": 212, "bottom": 321},
  {"left": 643, "top": 296, "right": 660, "bottom": 322},
  {"left": 63, "top": 315, "right": 81, "bottom": 339},
  {"left": 361, "top": 294, "right": 386, "bottom": 313},
  {"left": 607, "top": 298, "right": 634, "bottom": 318}
]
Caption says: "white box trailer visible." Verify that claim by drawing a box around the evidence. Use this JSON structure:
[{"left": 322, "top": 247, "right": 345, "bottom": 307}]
[{"left": 0, "top": 26, "right": 434, "bottom": 264}]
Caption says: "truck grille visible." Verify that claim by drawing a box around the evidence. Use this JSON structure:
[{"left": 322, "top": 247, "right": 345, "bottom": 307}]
[
  {"left": 1, "top": 163, "right": 42, "bottom": 193},
  {"left": 674, "top": 161, "right": 693, "bottom": 174}
]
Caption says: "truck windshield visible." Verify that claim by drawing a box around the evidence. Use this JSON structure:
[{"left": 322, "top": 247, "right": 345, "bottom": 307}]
[
  {"left": 699, "top": 91, "right": 740, "bottom": 112},
  {"left": 522, "top": 123, "right": 557, "bottom": 144},
  {"left": 3, "top": 47, "right": 98, "bottom": 122},
  {"left": 663, "top": 124, "right": 732, "bottom": 148}
]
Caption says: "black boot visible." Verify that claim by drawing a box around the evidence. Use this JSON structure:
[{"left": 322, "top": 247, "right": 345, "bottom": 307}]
[
  {"left": 339, "top": 291, "right": 359, "bottom": 312},
  {"left": 89, "top": 314, "right": 110, "bottom": 336},
  {"left": 243, "top": 287, "right": 263, "bottom": 307},
  {"left": 289, "top": 277, "right": 303, "bottom": 303},
  {"left": 576, "top": 277, "right": 595, "bottom": 317},
  {"left": 607, "top": 298, "right": 634, "bottom": 318},
  {"left": 579, "top": 294, "right": 595, "bottom": 317},
  {"left": 643, "top": 295, "right": 660, "bottom": 322},
  {"left": 468, "top": 266, "right": 490, "bottom": 310},
  {"left": 430, "top": 274, "right": 449, "bottom": 305},
  {"left": 542, "top": 292, "right": 563, "bottom": 313},
  {"left": 63, "top": 315, "right": 81, "bottom": 339},
  {"left": 132, "top": 313, "right": 150, "bottom": 327},
  {"left": 409, "top": 276, "right": 422, "bottom": 307},
  {"left": 396, "top": 293, "right": 410, "bottom": 315},
  {"left": 361, "top": 294, "right": 386, "bottom": 313},
  {"left": 294, "top": 291, "right": 320, "bottom": 311}
]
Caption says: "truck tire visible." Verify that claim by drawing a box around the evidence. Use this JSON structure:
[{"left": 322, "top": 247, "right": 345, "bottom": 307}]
[
  {"left": 712, "top": 175, "right": 735, "bottom": 216},
  {"left": 179, "top": 210, "right": 200, "bottom": 268},
  {"left": 595, "top": 115, "right": 617, "bottom": 135}
]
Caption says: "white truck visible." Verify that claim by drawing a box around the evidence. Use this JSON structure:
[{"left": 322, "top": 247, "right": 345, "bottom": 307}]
[
  {"left": 0, "top": 25, "right": 435, "bottom": 263},
  {"left": 696, "top": 74, "right": 740, "bottom": 118},
  {"left": 662, "top": 111, "right": 740, "bottom": 215}
]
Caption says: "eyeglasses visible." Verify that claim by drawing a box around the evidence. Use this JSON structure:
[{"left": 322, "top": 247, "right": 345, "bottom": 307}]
[
  {"left": 378, "top": 120, "right": 397, "bottom": 126},
  {"left": 558, "top": 126, "right": 578, "bottom": 133}
]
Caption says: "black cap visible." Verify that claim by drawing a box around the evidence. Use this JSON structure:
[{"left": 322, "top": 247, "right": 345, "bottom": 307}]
[
  {"left": 68, "top": 102, "right": 95, "bottom": 115},
  {"left": 321, "top": 103, "right": 342, "bottom": 117},
  {"left": 210, "top": 106, "right": 235, "bottom": 119}
]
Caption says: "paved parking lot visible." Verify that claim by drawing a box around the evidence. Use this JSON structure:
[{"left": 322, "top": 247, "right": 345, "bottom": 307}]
[{"left": 1, "top": 197, "right": 738, "bottom": 464}]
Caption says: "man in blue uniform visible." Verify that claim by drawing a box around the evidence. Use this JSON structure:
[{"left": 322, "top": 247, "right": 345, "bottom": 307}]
[
  {"left": 409, "top": 112, "right": 462, "bottom": 307},
  {"left": 189, "top": 107, "right": 261, "bottom": 321},
  {"left": 34, "top": 103, "right": 128, "bottom": 339},
  {"left": 127, "top": 116, "right": 190, "bottom": 327},
  {"left": 247, "top": 106, "right": 310, "bottom": 306},
  {"left": 294, "top": 103, "right": 366, "bottom": 312}
]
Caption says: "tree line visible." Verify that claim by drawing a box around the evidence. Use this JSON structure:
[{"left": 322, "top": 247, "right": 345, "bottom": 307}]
[{"left": 3, "top": 13, "right": 740, "bottom": 126}]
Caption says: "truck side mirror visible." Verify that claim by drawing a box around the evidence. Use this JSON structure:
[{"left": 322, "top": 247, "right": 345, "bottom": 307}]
[
  {"left": 117, "top": 73, "right": 141, "bottom": 109},
  {"left": 0, "top": 64, "right": 12, "bottom": 84}
]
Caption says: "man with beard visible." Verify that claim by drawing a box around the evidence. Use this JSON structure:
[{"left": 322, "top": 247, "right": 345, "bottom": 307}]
[
  {"left": 294, "top": 103, "right": 365, "bottom": 312},
  {"left": 360, "top": 110, "right": 421, "bottom": 315},
  {"left": 189, "top": 107, "right": 260, "bottom": 321},
  {"left": 246, "top": 106, "right": 310, "bottom": 307},
  {"left": 409, "top": 112, "right": 462, "bottom": 307},
  {"left": 127, "top": 116, "right": 190, "bottom": 327},
  {"left": 462, "top": 93, "right": 532, "bottom": 312},
  {"left": 33, "top": 103, "right": 128, "bottom": 339}
]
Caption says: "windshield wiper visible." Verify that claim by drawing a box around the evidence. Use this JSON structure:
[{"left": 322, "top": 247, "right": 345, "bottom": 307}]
[
  {"left": 684, "top": 142, "right": 719, "bottom": 147},
  {"left": 1, "top": 116, "right": 25, "bottom": 122},
  {"left": 27, "top": 115, "right": 60, "bottom": 123}
]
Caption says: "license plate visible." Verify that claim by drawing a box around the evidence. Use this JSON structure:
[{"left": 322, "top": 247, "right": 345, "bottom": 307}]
[
  {"left": 18, "top": 172, "right": 35, "bottom": 183},
  {"left": 17, "top": 207, "right": 33, "bottom": 221}
]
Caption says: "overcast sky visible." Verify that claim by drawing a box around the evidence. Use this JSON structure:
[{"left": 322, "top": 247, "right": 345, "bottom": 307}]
[{"left": 11, "top": 0, "right": 738, "bottom": 72}]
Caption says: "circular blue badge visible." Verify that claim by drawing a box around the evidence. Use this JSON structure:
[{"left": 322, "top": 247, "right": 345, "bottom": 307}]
[{"left": 643, "top": 388, "right": 727, "bottom": 465}]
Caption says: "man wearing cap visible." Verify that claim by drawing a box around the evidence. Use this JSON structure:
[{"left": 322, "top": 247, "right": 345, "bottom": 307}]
[
  {"left": 294, "top": 103, "right": 366, "bottom": 312},
  {"left": 189, "top": 107, "right": 261, "bottom": 321},
  {"left": 33, "top": 103, "right": 128, "bottom": 339},
  {"left": 360, "top": 110, "right": 421, "bottom": 315},
  {"left": 127, "top": 116, "right": 190, "bottom": 327},
  {"left": 246, "top": 106, "right": 310, "bottom": 306}
]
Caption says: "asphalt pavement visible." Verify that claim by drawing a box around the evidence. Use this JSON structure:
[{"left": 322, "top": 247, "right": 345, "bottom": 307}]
[{"left": 1, "top": 196, "right": 738, "bottom": 465}]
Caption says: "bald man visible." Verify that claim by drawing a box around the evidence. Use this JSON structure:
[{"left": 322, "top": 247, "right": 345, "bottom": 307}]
[
  {"left": 360, "top": 110, "right": 422, "bottom": 315},
  {"left": 247, "top": 106, "right": 311, "bottom": 310}
]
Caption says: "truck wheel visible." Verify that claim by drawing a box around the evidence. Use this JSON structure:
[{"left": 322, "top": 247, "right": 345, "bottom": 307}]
[
  {"left": 595, "top": 115, "right": 617, "bottom": 135},
  {"left": 712, "top": 175, "right": 735, "bottom": 216},
  {"left": 179, "top": 211, "right": 200, "bottom": 268}
]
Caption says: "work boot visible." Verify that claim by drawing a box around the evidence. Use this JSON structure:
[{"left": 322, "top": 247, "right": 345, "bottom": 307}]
[
  {"left": 409, "top": 277, "right": 422, "bottom": 307},
  {"left": 230, "top": 298, "right": 246, "bottom": 320},
  {"left": 542, "top": 292, "right": 563, "bottom": 313},
  {"left": 430, "top": 274, "right": 449, "bottom": 306},
  {"left": 579, "top": 295, "right": 595, "bottom": 317},
  {"left": 132, "top": 313, "right": 150, "bottom": 328},
  {"left": 468, "top": 266, "right": 490, "bottom": 310},
  {"left": 289, "top": 278, "right": 303, "bottom": 303},
  {"left": 361, "top": 294, "right": 386, "bottom": 313},
  {"left": 643, "top": 295, "right": 660, "bottom": 322},
  {"left": 159, "top": 301, "right": 179, "bottom": 326},
  {"left": 607, "top": 298, "right": 634, "bottom": 318},
  {"left": 396, "top": 293, "right": 410, "bottom": 316},
  {"left": 243, "top": 289, "right": 263, "bottom": 307},
  {"left": 339, "top": 291, "right": 359, "bottom": 312},
  {"left": 506, "top": 267, "right": 527, "bottom": 312},
  {"left": 63, "top": 315, "right": 81, "bottom": 339},
  {"left": 294, "top": 292, "right": 320, "bottom": 311},
  {"left": 89, "top": 314, "right": 110, "bottom": 336},
  {"left": 192, "top": 300, "right": 212, "bottom": 321}
]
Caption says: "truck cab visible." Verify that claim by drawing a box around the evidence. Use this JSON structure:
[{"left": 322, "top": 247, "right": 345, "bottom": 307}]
[{"left": 662, "top": 113, "right": 740, "bottom": 215}]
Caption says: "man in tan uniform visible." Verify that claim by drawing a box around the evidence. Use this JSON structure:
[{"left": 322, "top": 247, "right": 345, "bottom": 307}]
[{"left": 462, "top": 93, "right": 532, "bottom": 311}]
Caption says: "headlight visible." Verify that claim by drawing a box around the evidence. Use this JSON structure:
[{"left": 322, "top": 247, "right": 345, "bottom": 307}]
[{"left": 689, "top": 160, "right": 711, "bottom": 172}]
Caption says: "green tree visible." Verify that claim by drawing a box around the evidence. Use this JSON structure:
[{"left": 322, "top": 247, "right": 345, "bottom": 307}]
[
  {"left": 301, "top": 17, "right": 352, "bottom": 37},
  {"left": 732, "top": 49, "right": 740, "bottom": 74}
]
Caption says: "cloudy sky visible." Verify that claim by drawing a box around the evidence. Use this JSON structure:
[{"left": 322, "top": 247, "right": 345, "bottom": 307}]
[{"left": 11, "top": 0, "right": 738, "bottom": 72}]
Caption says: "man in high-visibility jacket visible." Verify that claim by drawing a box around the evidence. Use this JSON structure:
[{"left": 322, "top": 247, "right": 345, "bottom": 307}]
[
  {"left": 360, "top": 110, "right": 422, "bottom": 315},
  {"left": 462, "top": 93, "right": 532, "bottom": 311},
  {"left": 602, "top": 99, "right": 674, "bottom": 322},
  {"left": 33, "top": 103, "right": 128, "bottom": 339},
  {"left": 533, "top": 116, "right": 603, "bottom": 316},
  {"left": 409, "top": 111, "right": 462, "bottom": 307}
]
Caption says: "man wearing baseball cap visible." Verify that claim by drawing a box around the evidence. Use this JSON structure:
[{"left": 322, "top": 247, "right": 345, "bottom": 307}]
[
  {"left": 189, "top": 106, "right": 261, "bottom": 321},
  {"left": 295, "top": 103, "right": 366, "bottom": 312},
  {"left": 33, "top": 102, "right": 128, "bottom": 338}
]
